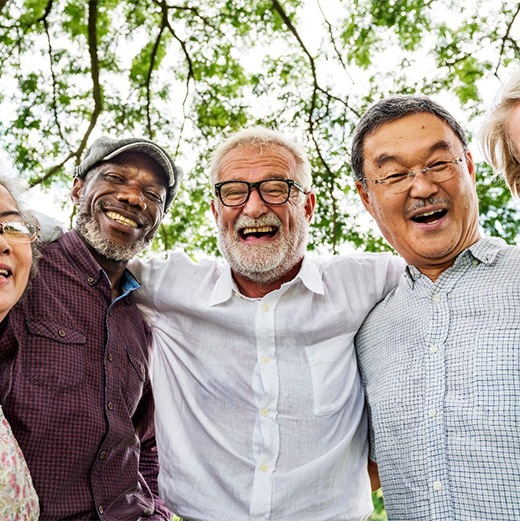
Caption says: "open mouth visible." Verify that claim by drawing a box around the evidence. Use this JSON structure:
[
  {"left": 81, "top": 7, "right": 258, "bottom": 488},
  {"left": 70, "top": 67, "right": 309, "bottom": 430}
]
[
  {"left": 105, "top": 211, "right": 138, "bottom": 228},
  {"left": 0, "top": 268, "right": 11, "bottom": 279},
  {"left": 239, "top": 225, "right": 278, "bottom": 240},
  {"left": 411, "top": 209, "right": 447, "bottom": 224}
]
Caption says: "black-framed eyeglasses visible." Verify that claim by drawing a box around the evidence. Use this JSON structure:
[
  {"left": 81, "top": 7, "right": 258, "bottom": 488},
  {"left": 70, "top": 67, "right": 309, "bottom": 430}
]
[
  {"left": 363, "top": 153, "right": 467, "bottom": 194},
  {"left": 214, "top": 178, "right": 309, "bottom": 207},
  {"left": 0, "top": 221, "right": 39, "bottom": 243}
]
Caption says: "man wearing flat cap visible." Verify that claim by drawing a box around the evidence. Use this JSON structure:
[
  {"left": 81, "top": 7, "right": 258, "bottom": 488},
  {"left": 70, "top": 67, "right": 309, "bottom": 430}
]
[{"left": 0, "top": 136, "right": 182, "bottom": 520}]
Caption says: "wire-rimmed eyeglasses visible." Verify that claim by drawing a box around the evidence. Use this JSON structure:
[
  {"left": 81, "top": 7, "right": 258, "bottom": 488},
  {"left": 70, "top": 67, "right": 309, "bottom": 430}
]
[
  {"left": 0, "top": 221, "right": 39, "bottom": 243},
  {"left": 214, "top": 178, "right": 308, "bottom": 207},
  {"left": 363, "top": 153, "right": 467, "bottom": 194}
]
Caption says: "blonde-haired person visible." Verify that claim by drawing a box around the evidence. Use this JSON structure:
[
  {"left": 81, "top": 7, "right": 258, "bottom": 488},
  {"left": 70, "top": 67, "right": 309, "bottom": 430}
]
[
  {"left": 480, "top": 69, "right": 520, "bottom": 195},
  {"left": 0, "top": 175, "right": 39, "bottom": 520}
]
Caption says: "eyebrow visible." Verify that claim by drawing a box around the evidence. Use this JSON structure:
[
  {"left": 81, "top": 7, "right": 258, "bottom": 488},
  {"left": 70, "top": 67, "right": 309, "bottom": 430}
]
[
  {"left": 373, "top": 140, "right": 455, "bottom": 169},
  {"left": 0, "top": 210, "right": 22, "bottom": 219}
]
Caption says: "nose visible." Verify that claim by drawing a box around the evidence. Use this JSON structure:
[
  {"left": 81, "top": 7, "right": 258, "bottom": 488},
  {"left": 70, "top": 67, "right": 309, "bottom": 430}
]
[
  {"left": 242, "top": 187, "right": 269, "bottom": 218},
  {"left": 408, "top": 170, "right": 440, "bottom": 199},
  {"left": 0, "top": 232, "right": 12, "bottom": 253},
  {"left": 116, "top": 185, "right": 147, "bottom": 210}
]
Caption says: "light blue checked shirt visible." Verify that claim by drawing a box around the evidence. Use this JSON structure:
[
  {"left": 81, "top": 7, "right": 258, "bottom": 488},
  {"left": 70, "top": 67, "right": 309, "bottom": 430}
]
[{"left": 356, "top": 236, "right": 520, "bottom": 521}]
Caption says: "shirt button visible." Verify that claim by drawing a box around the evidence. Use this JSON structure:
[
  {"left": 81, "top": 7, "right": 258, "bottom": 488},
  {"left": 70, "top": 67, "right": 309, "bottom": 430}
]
[
  {"left": 58, "top": 329, "right": 66, "bottom": 337},
  {"left": 428, "top": 408, "right": 438, "bottom": 417},
  {"left": 261, "top": 408, "right": 269, "bottom": 417},
  {"left": 433, "top": 480, "right": 443, "bottom": 491},
  {"left": 262, "top": 303, "right": 270, "bottom": 312},
  {"left": 429, "top": 345, "right": 439, "bottom": 354},
  {"left": 261, "top": 464, "right": 269, "bottom": 472},
  {"left": 87, "top": 277, "right": 94, "bottom": 284},
  {"left": 98, "top": 505, "right": 104, "bottom": 514},
  {"left": 262, "top": 356, "right": 270, "bottom": 364},
  {"left": 107, "top": 353, "right": 113, "bottom": 362},
  {"left": 472, "top": 259, "right": 479, "bottom": 266},
  {"left": 107, "top": 402, "right": 113, "bottom": 410},
  {"left": 99, "top": 451, "right": 106, "bottom": 460},
  {"left": 432, "top": 293, "right": 441, "bottom": 302}
]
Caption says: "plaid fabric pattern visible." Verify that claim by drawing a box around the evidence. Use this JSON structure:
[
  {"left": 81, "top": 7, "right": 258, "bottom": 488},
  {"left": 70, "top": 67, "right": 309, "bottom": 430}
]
[
  {"left": 356, "top": 237, "right": 520, "bottom": 521},
  {"left": 0, "top": 230, "right": 171, "bottom": 521}
]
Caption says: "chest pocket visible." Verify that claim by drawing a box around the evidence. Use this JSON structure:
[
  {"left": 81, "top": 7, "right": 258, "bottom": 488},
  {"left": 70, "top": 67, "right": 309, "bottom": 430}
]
[
  {"left": 22, "top": 318, "right": 86, "bottom": 393},
  {"left": 305, "top": 332, "right": 358, "bottom": 416}
]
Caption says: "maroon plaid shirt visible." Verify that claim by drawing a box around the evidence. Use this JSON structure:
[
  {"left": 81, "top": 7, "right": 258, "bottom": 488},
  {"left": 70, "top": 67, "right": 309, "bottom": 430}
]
[{"left": 0, "top": 230, "right": 172, "bottom": 521}]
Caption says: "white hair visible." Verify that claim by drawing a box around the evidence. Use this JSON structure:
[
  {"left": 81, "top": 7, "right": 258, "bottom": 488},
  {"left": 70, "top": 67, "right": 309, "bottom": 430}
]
[{"left": 209, "top": 126, "right": 312, "bottom": 190}]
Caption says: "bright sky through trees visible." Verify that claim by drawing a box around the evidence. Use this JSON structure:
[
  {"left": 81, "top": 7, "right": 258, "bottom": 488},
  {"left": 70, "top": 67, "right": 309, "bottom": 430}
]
[{"left": 1, "top": 0, "right": 520, "bottom": 255}]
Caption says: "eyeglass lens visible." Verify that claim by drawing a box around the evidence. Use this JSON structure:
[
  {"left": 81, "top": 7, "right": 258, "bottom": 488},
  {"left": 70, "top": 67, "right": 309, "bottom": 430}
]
[
  {"left": 376, "top": 156, "right": 464, "bottom": 194},
  {"left": 219, "top": 180, "right": 291, "bottom": 206},
  {"left": 0, "top": 221, "right": 38, "bottom": 242}
]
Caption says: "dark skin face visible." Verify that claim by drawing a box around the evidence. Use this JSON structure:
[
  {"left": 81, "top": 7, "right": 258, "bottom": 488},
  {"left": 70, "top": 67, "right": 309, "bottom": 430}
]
[{"left": 71, "top": 151, "right": 168, "bottom": 296}]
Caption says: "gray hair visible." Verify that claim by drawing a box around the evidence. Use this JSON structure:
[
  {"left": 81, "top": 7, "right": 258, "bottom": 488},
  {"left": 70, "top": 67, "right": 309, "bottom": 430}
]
[
  {"left": 209, "top": 126, "right": 312, "bottom": 190},
  {"left": 480, "top": 69, "right": 520, "bottom": 196},
  {"left": 0, "top": 174, "right": 40, "bottom": 280},
  {"left": 351, "top": 95, "right": 468, "bottom": 182}
]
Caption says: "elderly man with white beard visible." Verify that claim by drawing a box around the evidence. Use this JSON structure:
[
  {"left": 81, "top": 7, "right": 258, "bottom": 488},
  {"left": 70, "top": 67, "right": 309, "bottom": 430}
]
[{"left": 130, "top": 127, "right": 405, "bottom": 521}]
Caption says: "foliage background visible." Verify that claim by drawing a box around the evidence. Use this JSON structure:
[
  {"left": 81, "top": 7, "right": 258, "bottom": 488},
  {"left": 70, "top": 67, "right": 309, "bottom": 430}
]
[
  {"left": 1, "top": 0, "right": 520, "bottom": 259},
  {"left": 1, "top": 0, "right": 520, "bottom": 517}
]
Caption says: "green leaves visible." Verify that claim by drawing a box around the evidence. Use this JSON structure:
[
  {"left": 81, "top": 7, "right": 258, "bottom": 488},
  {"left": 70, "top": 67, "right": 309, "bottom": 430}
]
[{"left": 0, "top": 0, "right": 519, "bottom": 256}]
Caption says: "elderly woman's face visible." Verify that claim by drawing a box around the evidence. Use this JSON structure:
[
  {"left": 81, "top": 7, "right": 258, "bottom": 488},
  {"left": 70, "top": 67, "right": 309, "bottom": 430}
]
[{"left": 0, "top": 185, "right": 33, "bottom": 322}]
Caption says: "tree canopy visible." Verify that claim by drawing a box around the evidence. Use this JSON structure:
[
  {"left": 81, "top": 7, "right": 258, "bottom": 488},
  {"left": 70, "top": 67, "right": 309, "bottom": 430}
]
[{"left": 1, "top": 0, "right": 520, "bottom": 257}]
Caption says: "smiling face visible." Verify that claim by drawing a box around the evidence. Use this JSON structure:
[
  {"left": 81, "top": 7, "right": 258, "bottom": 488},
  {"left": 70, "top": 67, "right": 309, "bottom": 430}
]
[
  {"left": 211, "top": 144, "right": 315, "bottom": 294},
  {"left": 0, "top": 185, "right": 33, "bottom": 322},
  {"left": 71, "top": 151, "right": 168, "bottom": 262},
  {"left": 356, "top": 112, "right": 481, "bottom": 280}
]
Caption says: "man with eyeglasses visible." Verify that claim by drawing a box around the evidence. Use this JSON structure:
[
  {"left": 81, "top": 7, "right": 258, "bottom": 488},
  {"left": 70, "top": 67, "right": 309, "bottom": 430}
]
[
  {"left": 130, "top": 126, "right": 404, "bottom": 520},
  {"left": 352, "top": 95, "right": 520, "bottom": 520},
  {"left": 0, "top": 137, "right": 182, "bottom": 520}
]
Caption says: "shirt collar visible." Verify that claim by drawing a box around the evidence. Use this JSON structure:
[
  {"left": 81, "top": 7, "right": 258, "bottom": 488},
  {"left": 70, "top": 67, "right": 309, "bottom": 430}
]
[
  {"left": 406, "top": 236, "right": 507, "bottom": 283},
  {"left": 209, "top": 256, "right": 325, "bottom": 306},
  {"left": 119, "top": 270, "right": 140, "bottom": 297},
  {"left": 58, "top": 230, "right": 140, "bottom": 294}
]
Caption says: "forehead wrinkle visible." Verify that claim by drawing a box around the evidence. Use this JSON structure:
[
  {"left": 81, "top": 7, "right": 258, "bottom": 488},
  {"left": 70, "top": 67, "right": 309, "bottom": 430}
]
[{"left": 219, "top": 145, "right": 297, "bottom": 180}]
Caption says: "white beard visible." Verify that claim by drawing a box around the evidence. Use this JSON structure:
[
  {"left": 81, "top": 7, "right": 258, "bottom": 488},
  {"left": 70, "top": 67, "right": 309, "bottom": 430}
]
[{"left": 217, "top": 207, "right": 309, "bottom": 285}]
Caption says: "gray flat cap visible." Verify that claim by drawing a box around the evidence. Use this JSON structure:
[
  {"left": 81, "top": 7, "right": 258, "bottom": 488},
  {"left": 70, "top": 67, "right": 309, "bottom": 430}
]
[{"left": 75, "top": 136, "right": 183, "bottom": 209}]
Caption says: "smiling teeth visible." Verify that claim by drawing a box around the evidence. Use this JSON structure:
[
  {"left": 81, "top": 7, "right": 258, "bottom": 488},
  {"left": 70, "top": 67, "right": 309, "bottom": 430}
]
[
  {"left": 242, "top": 226, "right": 275, "bottom": 234},
  {"left": 106, "top": 211, "right": 137, "bottom": 228},
  {"left": 418, "top": 210, "right": 438, "bottom": 217},
  {"left": 0, "top": 269, "right": 9, "bottom": 278}
]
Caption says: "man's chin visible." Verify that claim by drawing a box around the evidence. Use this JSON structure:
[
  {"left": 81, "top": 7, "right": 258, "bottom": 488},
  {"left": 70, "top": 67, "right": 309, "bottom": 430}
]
[{"left": 77, "top": 218, "right": 150, "bottom": 262}]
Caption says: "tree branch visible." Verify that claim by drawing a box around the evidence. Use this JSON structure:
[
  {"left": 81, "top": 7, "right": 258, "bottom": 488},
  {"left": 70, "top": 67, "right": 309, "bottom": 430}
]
[
  {"left": 495, "top": 2, "right": 520, "bottom": 75},
  {"left": 31, "top": 0, "right": 103, "bottom": 188},
  {"left": 42, "top": 8, "right": 71, "bottom": 147},
  {"left": 81, "top": 0, "right": 103, "bottom": 153}
]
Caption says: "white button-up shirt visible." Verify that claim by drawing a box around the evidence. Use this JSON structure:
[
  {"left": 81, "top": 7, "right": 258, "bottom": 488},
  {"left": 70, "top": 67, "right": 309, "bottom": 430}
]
[{"left": 131, "top": 252, "right": 404, "bottom": 521}]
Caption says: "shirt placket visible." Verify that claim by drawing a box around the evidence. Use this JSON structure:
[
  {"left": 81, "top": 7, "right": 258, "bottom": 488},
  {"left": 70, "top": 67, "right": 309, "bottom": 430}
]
[
  {"left": 249, "top": 289, "right": 285, "bottom": 520},
  {"left": 422, "top": 283, "right": 452, "bottom": 519},
  {"left": 421, "top": 254, "right": 471, "bottom": 519},
  {"left": 91, "top": 283, "right": 134, "bottom": 518}
]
